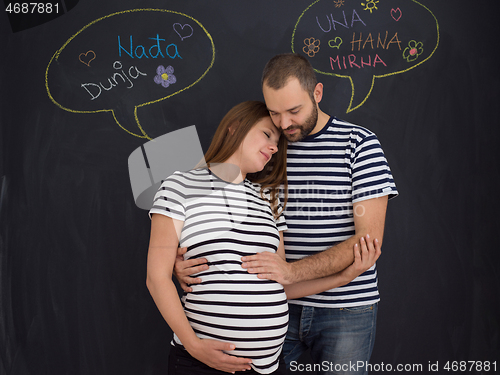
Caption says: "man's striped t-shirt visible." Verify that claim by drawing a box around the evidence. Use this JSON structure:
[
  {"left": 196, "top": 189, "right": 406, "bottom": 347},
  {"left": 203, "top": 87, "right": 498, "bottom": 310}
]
[
  {"left": 150, "top": 168, "right": 288, "bottom": 374},
  {"left": 283, "top": 117, "right": 398, "bottom": 308}
]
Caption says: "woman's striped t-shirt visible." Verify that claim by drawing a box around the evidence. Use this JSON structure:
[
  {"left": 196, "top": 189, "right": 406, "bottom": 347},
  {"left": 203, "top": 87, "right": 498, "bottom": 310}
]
[
  {"left": 283, "top": 117, "right": 398, "bottom": 308},
  {"left": 149, "top": 168, "right": 288, "bottom": 374}
]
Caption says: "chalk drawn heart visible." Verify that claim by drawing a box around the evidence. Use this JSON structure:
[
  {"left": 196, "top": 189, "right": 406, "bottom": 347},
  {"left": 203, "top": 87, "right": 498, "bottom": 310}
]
[
  {"left": 79, "top": 50, "right": 96, "bottom": 66},
  {"left": 173, "top": 23, "right": 194, "bottom": 41},
  {"left": 328, "top": 37, "right": 343, "bottom": 49},
  {"left": 391, "top": 8, "right": 402, "bottom": 21}
]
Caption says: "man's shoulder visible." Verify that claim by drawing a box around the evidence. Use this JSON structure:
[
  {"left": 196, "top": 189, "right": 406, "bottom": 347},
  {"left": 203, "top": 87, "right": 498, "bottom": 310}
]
[{"left": 328, "top": 117, "right": 376, "bottom": 138}]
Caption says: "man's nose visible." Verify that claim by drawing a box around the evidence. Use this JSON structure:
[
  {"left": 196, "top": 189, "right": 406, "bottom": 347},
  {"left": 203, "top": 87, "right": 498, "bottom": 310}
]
[{"left": 280, "top": 114, "right": 292, "bottom": 130}]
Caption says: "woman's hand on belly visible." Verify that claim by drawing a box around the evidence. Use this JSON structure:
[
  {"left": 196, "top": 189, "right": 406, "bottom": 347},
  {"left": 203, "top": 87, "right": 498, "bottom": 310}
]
[{"left": 185, "top": 337, "right": 253, "bottom": 373}]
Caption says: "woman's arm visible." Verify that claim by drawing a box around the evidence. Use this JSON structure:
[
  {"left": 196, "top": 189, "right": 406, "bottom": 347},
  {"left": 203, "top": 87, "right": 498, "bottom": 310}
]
[
  {"left": 275, "top": 233, "right": 381, "bottom": 300},
  {"left": 146, "top": 214, "right": 252, "bottom": 373}
]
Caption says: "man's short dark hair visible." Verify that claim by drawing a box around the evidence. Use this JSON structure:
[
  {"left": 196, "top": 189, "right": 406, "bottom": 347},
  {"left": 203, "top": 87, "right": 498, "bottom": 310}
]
[{"left": 261, "top": 53, "right": 317, "bottom": 101}]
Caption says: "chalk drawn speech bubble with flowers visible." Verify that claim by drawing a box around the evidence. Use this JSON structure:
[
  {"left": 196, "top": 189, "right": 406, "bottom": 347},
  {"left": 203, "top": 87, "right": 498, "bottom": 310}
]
[
  {"left": 292, "top": 0, "right": 439, "bottom": 112},
  {"left": 45, "top": 9, "right": 215, "bottom": 139}
]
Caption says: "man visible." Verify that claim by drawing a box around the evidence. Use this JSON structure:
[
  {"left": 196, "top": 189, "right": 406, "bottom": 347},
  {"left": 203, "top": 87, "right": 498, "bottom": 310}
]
[{"left": 175, "top": 53, "right": 398, "bottom": 374}]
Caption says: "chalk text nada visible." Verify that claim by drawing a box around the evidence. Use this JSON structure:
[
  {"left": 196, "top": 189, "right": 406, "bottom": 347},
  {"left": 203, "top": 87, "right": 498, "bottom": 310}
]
[{"left": 81, "top": 34, "right": 182, "bottom": 100}]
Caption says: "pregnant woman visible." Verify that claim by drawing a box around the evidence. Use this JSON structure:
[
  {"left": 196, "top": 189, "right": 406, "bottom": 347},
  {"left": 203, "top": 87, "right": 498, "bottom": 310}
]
[{"left": 146, "top": 101, "right": 380, "bottom": 374}]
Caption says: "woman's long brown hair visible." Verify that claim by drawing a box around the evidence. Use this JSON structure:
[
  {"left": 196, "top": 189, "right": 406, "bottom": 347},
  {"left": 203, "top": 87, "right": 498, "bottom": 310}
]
[{"left": 201, "top": 101, "right": 288, "bottom": 218}]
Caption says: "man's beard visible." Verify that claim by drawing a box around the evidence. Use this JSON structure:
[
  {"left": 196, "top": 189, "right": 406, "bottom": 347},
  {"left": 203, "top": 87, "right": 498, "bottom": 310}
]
[{"left": 283, "top": 104, "right": 318, "bottom": 142}]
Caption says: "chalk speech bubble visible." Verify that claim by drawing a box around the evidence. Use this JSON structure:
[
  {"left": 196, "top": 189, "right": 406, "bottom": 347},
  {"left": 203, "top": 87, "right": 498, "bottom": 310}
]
[
  {"left": 292, "top": 0, "right": 439, "bottom": 112},
  {"left": 45, "top": 9, "right": 215, "bottom": 139}
]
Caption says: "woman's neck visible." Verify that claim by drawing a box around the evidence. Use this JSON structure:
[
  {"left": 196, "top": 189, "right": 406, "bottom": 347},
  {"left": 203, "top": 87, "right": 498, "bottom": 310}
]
[{"left": 208, "top": 162, "right": 245, "bottom": 184}]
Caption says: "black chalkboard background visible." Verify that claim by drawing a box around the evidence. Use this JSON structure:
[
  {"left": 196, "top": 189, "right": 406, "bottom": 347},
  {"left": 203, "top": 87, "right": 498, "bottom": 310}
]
[{"left": 1, "top": 0, "right": 499, "bottom": 374}]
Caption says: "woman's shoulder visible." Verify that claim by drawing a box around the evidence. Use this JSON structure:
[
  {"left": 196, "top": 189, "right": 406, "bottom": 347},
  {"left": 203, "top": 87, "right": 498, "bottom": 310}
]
[{"left": 163, "top": 168, "right": 209, "bottom": 183}]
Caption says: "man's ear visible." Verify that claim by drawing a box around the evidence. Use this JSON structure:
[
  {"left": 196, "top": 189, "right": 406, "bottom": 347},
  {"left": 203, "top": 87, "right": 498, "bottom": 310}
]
[{"left": 314, "top": 82, "right": 324, "bottom": 104}]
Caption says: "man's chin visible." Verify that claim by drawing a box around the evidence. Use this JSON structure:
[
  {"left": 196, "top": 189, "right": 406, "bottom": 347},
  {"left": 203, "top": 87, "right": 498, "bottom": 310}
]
[{"left": 284, "top": 131, "right": 306, "bottom": 142}]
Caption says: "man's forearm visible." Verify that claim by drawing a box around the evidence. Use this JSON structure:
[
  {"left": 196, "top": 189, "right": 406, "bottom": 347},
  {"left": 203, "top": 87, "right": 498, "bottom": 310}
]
[
  {"left": 242, "top": 197, "right": 388, "bottom": 285},
  {"left": 289, "top": 197, "right": 389, "bottom": 283},
  {"left": 288, "top": 234, "right": 363, "bottom": 283}
]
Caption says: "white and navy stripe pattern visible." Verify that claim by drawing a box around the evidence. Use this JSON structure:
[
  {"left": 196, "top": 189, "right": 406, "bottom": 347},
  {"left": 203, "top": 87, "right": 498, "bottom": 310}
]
[
  {"left": 283, "top": 117, "right": 398, "bottom": 308},
  {"left": 150, "top": 168, "right": 288, "bottom": 374}
]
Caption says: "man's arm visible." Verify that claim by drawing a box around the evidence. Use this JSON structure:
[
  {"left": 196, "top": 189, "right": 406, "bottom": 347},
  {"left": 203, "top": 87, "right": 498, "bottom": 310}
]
[
  {"left": 282, "top": 234, "right": 381, "bottom": 299},
  {"left": 241, "top": 195, "right": 388, "bottom": 285},
  {"left": 173, "top": 247, "right": 208, "bottom": 293}
]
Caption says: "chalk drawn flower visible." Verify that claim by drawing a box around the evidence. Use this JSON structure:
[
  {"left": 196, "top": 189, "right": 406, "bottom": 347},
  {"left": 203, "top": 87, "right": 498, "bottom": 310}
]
[
  {"left": 303, "top": 38, "right": 320, "bottom": 57},
  {"left": 154, "top": 65, "right": 177, "bottom": 88},
  {"left": 403, "top": 41, "right": 424, "bottom": 62}
]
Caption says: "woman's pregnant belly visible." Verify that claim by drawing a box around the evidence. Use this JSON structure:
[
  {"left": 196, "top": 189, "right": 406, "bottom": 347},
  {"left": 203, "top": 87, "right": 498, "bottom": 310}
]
[{"left": 175, "top": 271, "right": 289, "bottom": 373}]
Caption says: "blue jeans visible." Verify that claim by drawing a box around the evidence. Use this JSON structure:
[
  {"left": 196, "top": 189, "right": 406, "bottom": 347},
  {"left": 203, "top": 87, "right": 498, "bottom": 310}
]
[{"left": 283, "top": 303, "right": 378, "bottom": 375}]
